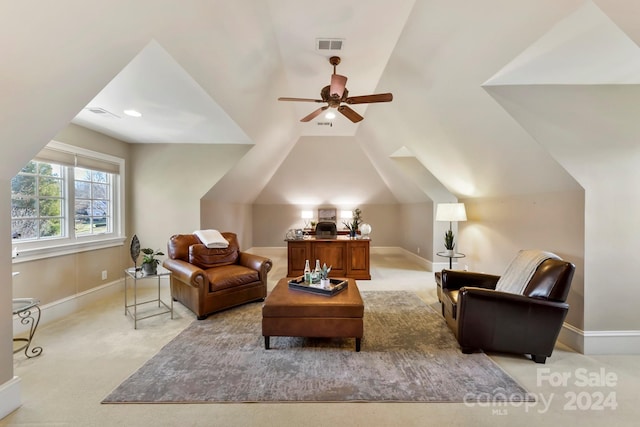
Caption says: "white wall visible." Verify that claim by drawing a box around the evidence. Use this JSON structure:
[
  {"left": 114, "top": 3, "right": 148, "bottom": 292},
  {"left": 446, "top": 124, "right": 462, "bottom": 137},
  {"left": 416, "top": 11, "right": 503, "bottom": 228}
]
[
  {"left": 0, "top": 183, "right": 13, "bottom": 390},
  {"left": 200, "top": 201, "right": 254, "bottom": 250},
  {"left": 399, "top": 202, "right": 435, "bottom": 259},
  {"left": 458, "top": 190, "right": 585, "bottom": 329},
  {"left": 129, "top": 143, "right": 252, "bottom": 251}
]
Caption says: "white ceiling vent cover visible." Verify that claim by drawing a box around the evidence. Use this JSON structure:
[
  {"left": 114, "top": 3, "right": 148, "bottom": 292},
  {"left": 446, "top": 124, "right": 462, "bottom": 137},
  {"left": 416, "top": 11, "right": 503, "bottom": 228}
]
[
  {"left": 316, "top": 38, "right": 344, "bottom": 51},
  {"left": 85, "top": 107, "right": 120, "bottom": 118}
]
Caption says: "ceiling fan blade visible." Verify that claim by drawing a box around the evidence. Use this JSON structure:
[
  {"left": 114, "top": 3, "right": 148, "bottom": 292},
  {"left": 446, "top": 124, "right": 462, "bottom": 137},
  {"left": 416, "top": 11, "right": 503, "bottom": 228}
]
[
  {"left": 278, "top": 97, "right": 324, "bottom": 103},
  {"left": 345, "top": 93, "right": 393, "bottom": 104},
  {"left": 338, "top": 105, "right": 364, "bottom": 123},
  {"left": 300, "top": 106, "right": 329, "bottom": 122},
  {"left": 330, "top": 74, "right": 347, "bottom": 98}
]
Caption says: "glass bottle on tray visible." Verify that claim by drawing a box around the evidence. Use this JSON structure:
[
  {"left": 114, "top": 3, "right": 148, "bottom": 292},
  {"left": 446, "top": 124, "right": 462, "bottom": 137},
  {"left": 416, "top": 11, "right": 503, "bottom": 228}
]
[
  {"left": 304, "top": 260, "right": 311, "bottom": 283},
  {"left": 313, "top": 260, "right": 321, "bottom": 284}
]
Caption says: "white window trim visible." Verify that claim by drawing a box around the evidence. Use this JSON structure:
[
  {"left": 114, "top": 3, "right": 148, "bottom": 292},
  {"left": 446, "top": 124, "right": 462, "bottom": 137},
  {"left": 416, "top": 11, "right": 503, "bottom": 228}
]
[{"left": 11, "top": 140, "right": 126, "bottom": 263}]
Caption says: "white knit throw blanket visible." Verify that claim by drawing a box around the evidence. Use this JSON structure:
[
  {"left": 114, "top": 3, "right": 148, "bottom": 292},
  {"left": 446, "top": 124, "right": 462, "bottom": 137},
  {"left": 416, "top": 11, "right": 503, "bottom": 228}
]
[{"left": 495, "top": 250, "right": 560, "bottom": 295}]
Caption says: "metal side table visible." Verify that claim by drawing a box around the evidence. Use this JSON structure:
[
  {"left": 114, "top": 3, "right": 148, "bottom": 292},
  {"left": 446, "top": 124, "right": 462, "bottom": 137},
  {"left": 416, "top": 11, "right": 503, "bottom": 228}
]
[
  {"left": 124, "top": 266, "right": 173, "bottom": 329},
  {"left": 13, "top": 297, "right": 43, "bottom": 358},
  {"left": 436, "top": 251, "right": 466, "bottom": 269}
]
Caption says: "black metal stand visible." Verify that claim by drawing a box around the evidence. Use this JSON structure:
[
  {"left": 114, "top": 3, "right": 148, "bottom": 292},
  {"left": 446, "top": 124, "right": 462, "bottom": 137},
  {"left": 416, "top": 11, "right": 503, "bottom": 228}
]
[
  {"left": 13, "top": 298, "right": 43, "bottom": 358},
  {"left": 436, "top": 252, "right": 466, "bottom": 269}
]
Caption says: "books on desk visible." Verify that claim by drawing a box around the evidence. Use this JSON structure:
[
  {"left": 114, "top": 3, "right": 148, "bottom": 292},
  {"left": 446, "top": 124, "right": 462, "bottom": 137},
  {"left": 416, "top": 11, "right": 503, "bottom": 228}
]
[{"left": 288, "top": 277, "right": 348, "bottom": 296}]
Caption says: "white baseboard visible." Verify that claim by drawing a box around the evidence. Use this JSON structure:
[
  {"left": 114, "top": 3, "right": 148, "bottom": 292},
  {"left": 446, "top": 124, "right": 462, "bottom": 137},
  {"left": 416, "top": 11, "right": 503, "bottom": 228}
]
[
  {"left": 13, "top": 279, "right": 122, "bottom": 335},
  {"left": 392, "top": 247, "right": 462, "bottom": 273},
  {"left": 392, "top": 247, "right": 432, "bottom": 271},
  {"left": 0, "top": 376, "right": 21, "bottom": 420},
  {"left": 560, "top": 323, "right": 640, "bottom": 354}
]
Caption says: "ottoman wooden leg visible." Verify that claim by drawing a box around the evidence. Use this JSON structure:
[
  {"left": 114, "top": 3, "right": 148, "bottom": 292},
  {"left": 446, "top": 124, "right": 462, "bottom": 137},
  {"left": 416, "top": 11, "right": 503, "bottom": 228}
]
[
  {"left": 355, "top": 337, "right": 361, "bottom": 352},
  {"left": 264, "top": 336, "right": 270, "bottom": 350}
]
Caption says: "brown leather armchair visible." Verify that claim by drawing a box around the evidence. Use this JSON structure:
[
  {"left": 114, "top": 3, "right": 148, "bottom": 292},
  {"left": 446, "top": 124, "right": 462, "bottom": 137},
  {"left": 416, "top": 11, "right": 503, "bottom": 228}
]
[
  {"left": 438, "top": 254, "right": 575, "bottom": 363},
  {"left": 162, "top": 232, "right": 272, "bottom": 320}
]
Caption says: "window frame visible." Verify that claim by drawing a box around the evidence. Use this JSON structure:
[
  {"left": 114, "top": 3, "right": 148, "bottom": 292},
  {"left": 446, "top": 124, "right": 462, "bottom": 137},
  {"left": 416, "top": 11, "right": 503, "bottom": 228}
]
[{"left": 11, "top": 141, "right": 126, "bottom": 263}]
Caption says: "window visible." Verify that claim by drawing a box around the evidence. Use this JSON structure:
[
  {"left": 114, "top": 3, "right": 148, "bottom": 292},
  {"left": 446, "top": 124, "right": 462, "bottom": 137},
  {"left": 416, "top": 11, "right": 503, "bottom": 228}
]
[
  {"left": 11, "top": 141, "right": 125, "bottom": 260},
  {"left": 74, "top": 168, "right": 112, "bottom": 235},
  {"left": 11, "top": 161, "right": 65, "bottom": 240}
]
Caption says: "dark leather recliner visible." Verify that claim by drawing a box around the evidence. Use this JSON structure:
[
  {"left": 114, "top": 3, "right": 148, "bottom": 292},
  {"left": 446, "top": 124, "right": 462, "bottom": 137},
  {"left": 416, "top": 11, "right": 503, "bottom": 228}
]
[
  {"left": 438, "top": 253, "right": 575, "bottom": 364},
  {"left": 162, "top": 232, "right": 272, "bottom": 320}
]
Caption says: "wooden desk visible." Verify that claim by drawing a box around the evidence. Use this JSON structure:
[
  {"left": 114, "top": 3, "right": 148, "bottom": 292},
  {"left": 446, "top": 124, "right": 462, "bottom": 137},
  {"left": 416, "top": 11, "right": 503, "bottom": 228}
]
[{"left": 286, "top": 237, "right": 371, "bottom": 280}]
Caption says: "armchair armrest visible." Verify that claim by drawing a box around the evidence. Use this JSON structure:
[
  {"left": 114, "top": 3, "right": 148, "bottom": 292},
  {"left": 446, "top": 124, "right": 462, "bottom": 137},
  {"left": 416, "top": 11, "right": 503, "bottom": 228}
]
[
  {"left": 457, "top": 287, "right": 569, "bottom": 355},
  {"left": 460, "top": 287, "right": 569, "bottom": 311},
  {"left": 162, "top": 258, "right": 207, "bottom": 288},
  {"left": 238, "top": 252, "right": 273, "bottom": 282},
  {"left": 440, "top": 270, "right": 500, "bottom": 292}
]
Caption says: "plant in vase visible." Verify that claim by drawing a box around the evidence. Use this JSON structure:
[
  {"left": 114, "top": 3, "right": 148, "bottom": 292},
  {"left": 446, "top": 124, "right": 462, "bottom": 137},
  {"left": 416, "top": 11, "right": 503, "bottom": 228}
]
[
  {"left": 320, "top": 263, "right": 332, "bottom": 287},
  {"left": 444, "top": 229, "right": 455, "bottom": 256},
  {"left": 343, "top": 208, "right": 363, "bottom": 238},
  {"left": 141, "top": 248, "right": 164, "bottom": 276}
]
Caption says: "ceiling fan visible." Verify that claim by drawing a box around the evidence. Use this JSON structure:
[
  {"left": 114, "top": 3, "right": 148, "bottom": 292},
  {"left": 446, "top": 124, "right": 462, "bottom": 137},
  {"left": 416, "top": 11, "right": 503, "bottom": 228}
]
[{"left": 278, "top": 56, "right": 393, "bottom": 123}]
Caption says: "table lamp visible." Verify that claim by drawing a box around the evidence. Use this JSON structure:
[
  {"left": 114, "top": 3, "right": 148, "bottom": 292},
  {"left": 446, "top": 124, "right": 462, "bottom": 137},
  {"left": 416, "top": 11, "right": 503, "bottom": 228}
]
[{"left": 301, "top": 210, "right": 313, "bottom": 228}]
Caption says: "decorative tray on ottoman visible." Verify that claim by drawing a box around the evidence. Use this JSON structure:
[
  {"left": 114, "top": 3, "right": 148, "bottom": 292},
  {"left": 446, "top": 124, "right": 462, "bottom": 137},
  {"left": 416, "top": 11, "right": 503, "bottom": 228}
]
[{"left": 288, "top": 277, "right": 348, "bottom": 296}]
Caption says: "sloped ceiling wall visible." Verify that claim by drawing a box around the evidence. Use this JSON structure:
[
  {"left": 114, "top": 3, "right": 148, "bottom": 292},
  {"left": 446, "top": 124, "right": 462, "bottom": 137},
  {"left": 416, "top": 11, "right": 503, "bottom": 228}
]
[
  {"left": 206, "top": 0, "right": 586, "bottom": 205},
  {"left": 483, "top": 1, "right": 640, "bottom": 333},
  {"left": 254, "top": 136, "right": 404, "bottom": 206},
  {"left": 356, "top": 0, "right": 583, "bottom": 200}
]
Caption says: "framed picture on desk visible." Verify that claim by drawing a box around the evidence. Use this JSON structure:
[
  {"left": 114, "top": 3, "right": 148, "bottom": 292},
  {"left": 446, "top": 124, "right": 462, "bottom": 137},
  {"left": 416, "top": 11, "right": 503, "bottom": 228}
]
[{"left": 318, "top": 208, "right": 337, "bottom": 222}]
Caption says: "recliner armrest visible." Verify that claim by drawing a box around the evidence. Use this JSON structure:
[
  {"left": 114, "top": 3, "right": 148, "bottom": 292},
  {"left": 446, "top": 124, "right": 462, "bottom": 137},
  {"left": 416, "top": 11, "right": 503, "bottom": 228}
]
[
  {"left": 440, "top": 270, "right": 500, "bottom": 292},
  {"left": 162, "top": 258, "right": 207, "bottom": 288},
  {"left": 459, "top": 287, "right": 569, "bottom": 311}
]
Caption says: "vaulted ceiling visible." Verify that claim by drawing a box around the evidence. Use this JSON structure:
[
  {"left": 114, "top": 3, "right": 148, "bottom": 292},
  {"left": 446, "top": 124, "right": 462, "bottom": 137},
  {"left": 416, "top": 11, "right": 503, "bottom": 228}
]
[{"left": 3, "top": 0, "right": 640, "bottom": 205}]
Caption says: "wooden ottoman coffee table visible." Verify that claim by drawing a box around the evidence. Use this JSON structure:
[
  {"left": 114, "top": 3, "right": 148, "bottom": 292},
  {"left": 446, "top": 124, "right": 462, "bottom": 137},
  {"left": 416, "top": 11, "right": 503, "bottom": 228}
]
[{"left": 262, "top": 277, "right": 364, "bottom": 351}]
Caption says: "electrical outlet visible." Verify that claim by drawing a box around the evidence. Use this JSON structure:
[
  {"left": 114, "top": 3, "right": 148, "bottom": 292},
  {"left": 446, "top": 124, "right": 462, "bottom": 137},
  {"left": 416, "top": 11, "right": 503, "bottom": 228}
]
[
  {"left": 101, "top": 270, "right": 107, "bottom": 280},
  {"left": 417, "top": 247, "right": 420, "bottom": 254}
]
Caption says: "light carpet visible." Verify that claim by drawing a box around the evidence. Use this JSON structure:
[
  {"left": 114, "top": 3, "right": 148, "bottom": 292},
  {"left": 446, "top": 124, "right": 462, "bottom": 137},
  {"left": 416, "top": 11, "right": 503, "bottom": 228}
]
[{"left": 103, "top": 291, "right": 531, "bottom": 403}]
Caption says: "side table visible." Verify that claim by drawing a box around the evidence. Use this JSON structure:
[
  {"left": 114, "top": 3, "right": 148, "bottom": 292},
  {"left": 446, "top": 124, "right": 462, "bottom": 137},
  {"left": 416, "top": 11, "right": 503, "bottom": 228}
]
[
  {"left": 436, "top": 251, "right": 466, "bottom": 269},
  {"left": 13, "top": 298, "right": 43, "bottom": 358},
  {"left": 124, "top": 266, "right": 173, "bottom": 329}
]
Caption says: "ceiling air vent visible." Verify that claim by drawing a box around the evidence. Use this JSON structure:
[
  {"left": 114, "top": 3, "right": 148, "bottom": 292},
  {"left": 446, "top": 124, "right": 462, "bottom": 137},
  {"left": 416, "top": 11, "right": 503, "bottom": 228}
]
[
  {"left": 316, "top": 38, "right": 344, "bottom": 51},
  {"left": 84, "top": 107, "right": 120, "bottom": 118},
  {"left": 317, "top": 122, "right": 333, "bottom": 127}
]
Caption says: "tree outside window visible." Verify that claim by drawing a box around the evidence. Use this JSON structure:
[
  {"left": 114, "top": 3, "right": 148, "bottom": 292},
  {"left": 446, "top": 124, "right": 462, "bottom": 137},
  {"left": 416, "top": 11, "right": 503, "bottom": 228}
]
[
  {"left": 11, "top": 161, "right": 113, "bottom": 241},
  {"left": 11, "top": 161, "right": 64, "bottom": 240}
]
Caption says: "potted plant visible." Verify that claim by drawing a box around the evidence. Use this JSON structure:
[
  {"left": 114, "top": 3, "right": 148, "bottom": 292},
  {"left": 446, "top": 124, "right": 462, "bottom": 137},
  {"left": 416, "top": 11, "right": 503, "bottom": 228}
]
[
  {"left": 343, "top": 208, "right": 363, "bottom": 238},
  {"left": 444, "top": 230, "right": 455, "bottom": 256},
  {"left": 320, "top": 263, "right": 332, "bottom": 287},
  {"left": 141, "top": 248, "right": 164, "bottom": 276}
]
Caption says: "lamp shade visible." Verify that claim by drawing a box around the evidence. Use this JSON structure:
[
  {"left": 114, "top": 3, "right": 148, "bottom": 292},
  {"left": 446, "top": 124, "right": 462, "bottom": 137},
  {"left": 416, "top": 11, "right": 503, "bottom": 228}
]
[
  {"left": 340, "top": 210, "right": 353, "bottom": 219},
  {"left": 435, "top": 203, "right": 467, "bottom": 222},
  {"left": 301, "top": 210, "right": 313, "bottom": 219}
]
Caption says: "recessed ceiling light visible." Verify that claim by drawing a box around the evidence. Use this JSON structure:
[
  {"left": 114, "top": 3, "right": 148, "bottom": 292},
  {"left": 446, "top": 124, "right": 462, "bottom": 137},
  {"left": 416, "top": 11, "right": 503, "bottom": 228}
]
[
  {"left": 123, "top": 109, "right": 142, "bottom": 118},
  {"left": 325, "top": 111, "right": 336, "bottom": 120}
]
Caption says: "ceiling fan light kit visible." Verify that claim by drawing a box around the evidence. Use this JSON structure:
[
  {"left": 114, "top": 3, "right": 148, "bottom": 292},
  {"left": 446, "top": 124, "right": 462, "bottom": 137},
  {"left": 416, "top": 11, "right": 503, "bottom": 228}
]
[{"left": 278, "top": 56, "right": 393, "bottom": 123}]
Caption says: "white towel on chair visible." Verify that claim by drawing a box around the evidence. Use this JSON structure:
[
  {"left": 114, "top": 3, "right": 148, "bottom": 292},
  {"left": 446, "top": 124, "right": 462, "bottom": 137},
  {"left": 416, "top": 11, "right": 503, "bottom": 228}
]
[
  {"left": 495, "top": 249, "right": 560, "bottom": 295},
  {"left": 194, "top": 229, "right": 229, "bottom": 248}
]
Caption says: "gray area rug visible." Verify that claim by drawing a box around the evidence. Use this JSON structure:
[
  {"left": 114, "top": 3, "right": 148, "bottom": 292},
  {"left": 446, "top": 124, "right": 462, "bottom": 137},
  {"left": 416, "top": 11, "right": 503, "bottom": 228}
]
[{"left": 103, "top": 291, "right": 531, "bottom": 403}]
